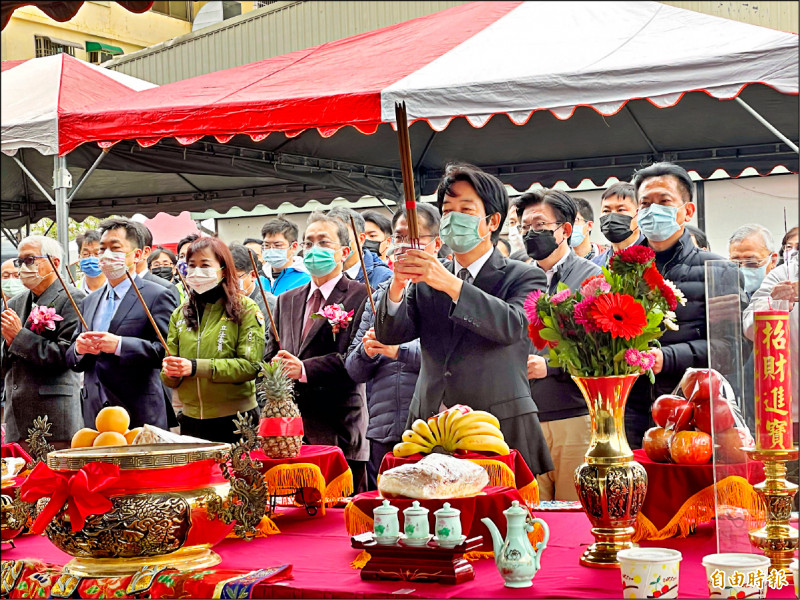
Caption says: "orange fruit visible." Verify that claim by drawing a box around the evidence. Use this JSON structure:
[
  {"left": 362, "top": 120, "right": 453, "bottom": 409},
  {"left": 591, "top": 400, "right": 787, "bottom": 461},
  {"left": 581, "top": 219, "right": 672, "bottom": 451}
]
[
  {"left": 71, "top": 428, "right": 100, "bottom": 448},
  {"left": 92, "top": 431, "right": 128, "bottom": 447},
  {"left": 124, "top": 428, "right": 142, "bottom": 444},
  {"left": 95, "top": 406, "right": 130, "bottom": 434}
]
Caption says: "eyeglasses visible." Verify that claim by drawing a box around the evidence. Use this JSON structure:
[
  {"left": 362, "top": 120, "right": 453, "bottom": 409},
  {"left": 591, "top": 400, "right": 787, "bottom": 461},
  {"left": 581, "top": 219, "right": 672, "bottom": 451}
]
[
  {"left": 639, "top": 199, "right": 686, "bottom": 209},
  {"left": 390, "top": 235, "right": 436, "bottom": 245},
  {"left": 262, "top": 243, "right": 289, "bottom": 250},
  {"left": 13, "top": 256, "right": 46, "bottom": 268},
  {"left": 79, "top": 250, "right": 101, "bottom": 258},
  {"left": 520, "top": 222, "right": 563, "bottom": 235},
  {"left": 300, "top": 240, "right": 340, "bottom": 251},
  {"left": 733, "top": 257, "right": 770, "bottom": 269}
]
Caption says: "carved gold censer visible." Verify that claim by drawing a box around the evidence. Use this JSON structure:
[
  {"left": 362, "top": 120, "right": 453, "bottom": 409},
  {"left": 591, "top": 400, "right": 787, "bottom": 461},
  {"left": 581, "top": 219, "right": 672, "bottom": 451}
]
[
  {"left": 743, "top": 447, "right": 798, "bottom": 572},
  {"left": 572, "top": 375, "right": 648, "bottom": 568},
  {"left": 14, "top": 413, "right": 268, "bottom": 577}
]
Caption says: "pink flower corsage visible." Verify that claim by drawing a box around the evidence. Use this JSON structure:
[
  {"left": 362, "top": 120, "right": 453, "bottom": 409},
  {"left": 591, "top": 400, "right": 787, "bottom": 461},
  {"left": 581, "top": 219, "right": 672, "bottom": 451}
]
[
  {"left": 28, "top": 305, "right": 63, "bottom": 334},
  {"left": 311, "top": 303, "right": 354, "bottom": 341}
]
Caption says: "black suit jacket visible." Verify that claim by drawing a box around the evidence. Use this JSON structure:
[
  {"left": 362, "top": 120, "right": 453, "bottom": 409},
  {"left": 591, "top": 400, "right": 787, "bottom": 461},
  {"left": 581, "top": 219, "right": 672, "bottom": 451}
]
[
  {"left": 143, "top": 270, "right": 181, "bottom": 306},
  {"left": 67, "top": 276, "right": 178, "bottom": 429},
  {"left": 374, "top": 248, "right": 554, "bottom": 475},
  {"left": 1, "top": 281, "right": 86, "bottom": 442},
  {"left": 266, "top": 275, "right": 369, "bottom": 461}
]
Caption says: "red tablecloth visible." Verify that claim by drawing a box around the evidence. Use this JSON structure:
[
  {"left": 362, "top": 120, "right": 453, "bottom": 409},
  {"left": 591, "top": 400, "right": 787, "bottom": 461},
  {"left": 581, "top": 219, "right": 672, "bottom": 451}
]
[
  {"left": 3, "top": 507, "right": 795, "bottom": 598},
  {"left": 379, "top": 450, "right": 538, "bottom": 506},
  {"left": 634, "top": 449, "right": 766, "bottom": 541},
  {"left": 251, "top": 445, "right": 353, "bottom": 513}
]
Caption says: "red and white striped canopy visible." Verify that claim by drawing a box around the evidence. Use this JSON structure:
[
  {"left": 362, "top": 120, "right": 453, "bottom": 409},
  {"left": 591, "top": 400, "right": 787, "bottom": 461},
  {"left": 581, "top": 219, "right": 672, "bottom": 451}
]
[
  {"left": 1, "top": 54, "right": 156, "bottom": 156},
  {"left": 61, "top": 0, "right": 798, "bottom": 156}
]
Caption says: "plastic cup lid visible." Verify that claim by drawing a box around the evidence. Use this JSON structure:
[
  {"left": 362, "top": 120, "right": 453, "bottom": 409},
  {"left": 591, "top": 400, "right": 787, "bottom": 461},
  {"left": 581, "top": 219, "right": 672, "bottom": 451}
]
[
  {"left": 617, "top": 548, "right": 682, "bottom": 563},
  {"left": 702, "top": 553, "right": 771, "bottom": 569}
]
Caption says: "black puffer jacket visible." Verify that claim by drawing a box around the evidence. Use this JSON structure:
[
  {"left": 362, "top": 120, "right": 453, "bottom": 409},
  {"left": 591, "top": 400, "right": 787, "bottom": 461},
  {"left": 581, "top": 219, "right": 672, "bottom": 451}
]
[{"left": 628, "top": 228, "right": 739, "bottom": 411}]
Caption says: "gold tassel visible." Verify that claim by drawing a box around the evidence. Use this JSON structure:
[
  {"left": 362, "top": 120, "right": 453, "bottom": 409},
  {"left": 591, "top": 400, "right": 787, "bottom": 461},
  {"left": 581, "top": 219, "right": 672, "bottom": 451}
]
[
  {"left": 632, "top": 475, "right": 764, "bottom": 542},
  {"left": 225, "top": 515, "right": 281, "bottom": 539},
  {"left": 519, "top": 480, "right": 540, "bottom": 507},
  {"left": 350, "top": 550, "right": 372, "bottom": 569},
  {"left": 467, "top": 459, "right": 517, "bottom": 489},
  {"left": 464, "top": 550, "right": 494, "bottom": 561},
  {"left": 344, "top": 501, "right": 375, "bottom": 535},
  {"left": 325, "top": 469, "right": 354, "bottom": 506},
  {"left": 263, "top": 463, "right": 330, "bottom": 515}
]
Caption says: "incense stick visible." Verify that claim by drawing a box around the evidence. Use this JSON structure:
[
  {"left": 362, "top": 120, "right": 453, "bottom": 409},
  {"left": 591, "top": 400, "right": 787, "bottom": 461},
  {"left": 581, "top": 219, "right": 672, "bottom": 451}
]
[
  {"left": 395, "top": 102, "right": 420, "bottom": 244},
  {"left": 123, "top": 270, "right": 171, "bottom": 356},
  {"left": 247, "top": 250, "right": 281, "bottom": 348},
  {"left": 64, "top": 263, "right": 77, "bottom": 286},
  {"left": 349, "top": 215, "right": 377, "bottom": 316},
  {"left": 45, "top": 254, "right": 89, "bottom": 330}
]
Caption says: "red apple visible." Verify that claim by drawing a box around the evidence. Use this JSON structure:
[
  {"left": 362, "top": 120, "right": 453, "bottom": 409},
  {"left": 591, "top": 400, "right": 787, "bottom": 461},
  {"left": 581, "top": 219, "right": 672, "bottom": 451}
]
[
  {"left": 643, "top": 427, "right": 674, "bottom": 463},
  {"left": 681, "top": 368, "right": 724, "bottom": 403},
  {"left": 693, "top": 396, "right": 736, "bottom": 434},
  {"left": 715, "top": 427, "right": 753, "bottom": 464},
  {"left": 651, "top": 395, "right": 694, "bottom": 430},
  {"left": 669, "top": 430, "right": 713, "bottom": 465}
]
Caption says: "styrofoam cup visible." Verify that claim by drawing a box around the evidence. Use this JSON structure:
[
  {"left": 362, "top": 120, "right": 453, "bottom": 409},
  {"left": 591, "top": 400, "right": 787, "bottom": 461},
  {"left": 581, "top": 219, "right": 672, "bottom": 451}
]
[
  {"left": 702, "top": 553, "right": 770, "bottom": 598},
  {"left": 618, "top": 548, "right": 682, "bottom": 598}
]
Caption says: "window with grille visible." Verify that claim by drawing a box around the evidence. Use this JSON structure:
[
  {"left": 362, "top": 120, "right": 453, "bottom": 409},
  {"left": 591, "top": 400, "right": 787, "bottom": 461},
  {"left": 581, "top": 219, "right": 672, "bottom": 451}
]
[
  {"left": 34, "top": 36, "right": 76, "bottom": 58},
  {"left": 253, "top": 1, "right": 279, "bottom": 7},
  {"left": 150, "top": 1, "right": 191, "bottom": 21},
  {"left": 88, "top": 50, "right": 115, "bottom": 64}
]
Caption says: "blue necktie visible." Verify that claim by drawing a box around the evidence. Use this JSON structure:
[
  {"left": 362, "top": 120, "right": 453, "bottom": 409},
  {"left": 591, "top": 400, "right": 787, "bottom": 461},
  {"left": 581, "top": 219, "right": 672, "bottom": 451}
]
[{"left": 95, "top": 288, "right": 117, "bottom": 332}]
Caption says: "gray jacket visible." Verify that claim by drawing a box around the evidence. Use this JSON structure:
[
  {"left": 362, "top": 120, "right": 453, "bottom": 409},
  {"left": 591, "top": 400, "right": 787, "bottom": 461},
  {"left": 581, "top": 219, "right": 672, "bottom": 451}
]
[
  {"left": 1, "top": 281, "right": 86, "bottom": 442},
  {"left": 345, "top": 281, "right": 421, "bottom": 444},
  {"left": 374, "top": 248, "right": 554, "bottom": 475},
  {"left": 530, "top": 251, "right": 603, "bottom": 422}
]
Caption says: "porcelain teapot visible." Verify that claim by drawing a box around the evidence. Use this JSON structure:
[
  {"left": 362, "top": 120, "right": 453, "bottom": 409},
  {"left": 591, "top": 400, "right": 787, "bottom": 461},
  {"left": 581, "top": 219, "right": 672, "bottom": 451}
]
[{"left": 481, "top": 500, "right": 550, "bottom": 588}]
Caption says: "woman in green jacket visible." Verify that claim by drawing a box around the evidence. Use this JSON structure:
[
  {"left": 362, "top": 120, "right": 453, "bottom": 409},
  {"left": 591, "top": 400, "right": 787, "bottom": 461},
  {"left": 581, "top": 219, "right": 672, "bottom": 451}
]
[{"left": 162, "top": 237, "right": 265, "bottom": 443}]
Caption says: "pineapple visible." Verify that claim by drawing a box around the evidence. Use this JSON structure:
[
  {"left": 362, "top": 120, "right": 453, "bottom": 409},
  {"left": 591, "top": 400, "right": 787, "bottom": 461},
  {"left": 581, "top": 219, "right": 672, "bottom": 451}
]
[{"left": 257, "top": 361, "right": 303, "bottom": 458}]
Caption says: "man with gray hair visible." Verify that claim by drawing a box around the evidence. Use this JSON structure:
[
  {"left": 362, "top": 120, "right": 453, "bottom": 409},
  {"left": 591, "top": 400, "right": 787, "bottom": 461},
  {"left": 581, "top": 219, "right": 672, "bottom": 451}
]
[
  {"left": 266, "top": 210, "right": 370, "bottom": 493},
  {"left": 327, "top": 207, "right": 393, "bottom": 287},
  {"left": 1, "top": 235, "right": 86, "bottom": 446},
  {"left": 728, "top": 224, "right": 778, "bottom": 300}
]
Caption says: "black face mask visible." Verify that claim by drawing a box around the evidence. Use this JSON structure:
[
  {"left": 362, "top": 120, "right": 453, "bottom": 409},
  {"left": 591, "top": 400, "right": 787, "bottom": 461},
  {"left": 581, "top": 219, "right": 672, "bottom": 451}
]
[
  {"left": 599, "top": 213, "right": 635, "bottom": 244},
  {"left": 362, "top": 240, "right": 382, "bottom": 255},
  {"left": 151, "top": 266, "right": 174, "bottom": 282},
  {"left": 525, "top": 229, "right": 560, "bottom": 261}
]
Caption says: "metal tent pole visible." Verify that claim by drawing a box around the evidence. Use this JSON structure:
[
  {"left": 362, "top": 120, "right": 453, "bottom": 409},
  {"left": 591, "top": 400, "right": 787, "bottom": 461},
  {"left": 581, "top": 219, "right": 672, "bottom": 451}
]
[
  {"left": 53, "top": 155, "right": 73, "bottom": 271},
  {"left": 735, "top": 97, "right": 799, "bottom": 154}
]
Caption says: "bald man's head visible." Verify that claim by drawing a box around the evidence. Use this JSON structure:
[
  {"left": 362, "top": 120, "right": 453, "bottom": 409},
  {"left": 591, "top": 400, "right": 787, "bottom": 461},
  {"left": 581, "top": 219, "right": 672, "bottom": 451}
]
[{"left": 1, "top": 259, "right": 17, "bottom": 279}]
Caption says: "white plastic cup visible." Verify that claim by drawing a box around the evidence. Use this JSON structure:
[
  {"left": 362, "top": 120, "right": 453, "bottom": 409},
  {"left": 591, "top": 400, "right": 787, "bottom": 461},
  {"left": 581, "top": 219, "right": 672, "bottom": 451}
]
[
  {"left": 702, "top": 553, "right": 770, "bottom": 598},
  {"left": 618, "top": 548, "right": 682, "bottom": 599},
  {"left": 790, "top": 558, "right": 798, "bottom": 599}
]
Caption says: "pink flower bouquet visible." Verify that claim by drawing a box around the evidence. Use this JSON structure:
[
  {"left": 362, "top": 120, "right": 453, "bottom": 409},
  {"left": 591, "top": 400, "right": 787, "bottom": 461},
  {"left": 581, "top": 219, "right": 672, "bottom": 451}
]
[
  {"left": 28, "top": 305, "right": 63, "bottom": 334},
  {"left": 311, "top": 303, "right": 354, "bottom": 341}
]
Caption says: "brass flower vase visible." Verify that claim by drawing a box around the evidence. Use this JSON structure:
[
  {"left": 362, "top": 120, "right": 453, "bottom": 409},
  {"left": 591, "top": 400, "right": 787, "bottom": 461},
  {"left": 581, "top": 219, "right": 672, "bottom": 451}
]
[{"left": 572, "top": 374, "right": 647, "bottom": 569}]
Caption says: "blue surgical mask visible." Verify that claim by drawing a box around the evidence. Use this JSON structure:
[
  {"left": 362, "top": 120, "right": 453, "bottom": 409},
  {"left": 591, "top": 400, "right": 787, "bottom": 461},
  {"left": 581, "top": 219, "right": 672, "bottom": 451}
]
[
  {"left": 303, "top": 246, "right": 339, "bottom": 277},
  {"left": 263, "top": 248, "right": 290, "bottom": 269},
  {"left": 1, "top": 278, "right": 25, "bottom": 298},
  {"left": 638, "top": 204, "right": 681, "bottom": 242},
  {"left": 741, "top": 265, "right": 767, "bottom": 295},
  {"left": 79, "top": 257, "right": 102, "bottom": 278},
  {"left": 569, "top": 225, "right": 585, "bottom": 248},
  {"left": 440, "top": 212, "right": 490, "bottom": 254}
]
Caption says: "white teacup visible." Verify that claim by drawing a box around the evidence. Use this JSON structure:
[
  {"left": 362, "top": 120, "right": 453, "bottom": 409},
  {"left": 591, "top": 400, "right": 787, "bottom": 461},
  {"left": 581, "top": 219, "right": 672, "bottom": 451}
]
[
  {"left": 702, "top": 553, "right": 770, "bottom": 598},
  {"left": 618, "top": 548, "right": 682, "bottom": 599}
]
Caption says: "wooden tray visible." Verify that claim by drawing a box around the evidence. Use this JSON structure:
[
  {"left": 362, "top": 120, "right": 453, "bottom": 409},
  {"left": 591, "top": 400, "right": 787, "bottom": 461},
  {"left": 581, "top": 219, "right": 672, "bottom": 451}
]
[{"left": 350, "top": 532, "right": 483, "bottom": 584}]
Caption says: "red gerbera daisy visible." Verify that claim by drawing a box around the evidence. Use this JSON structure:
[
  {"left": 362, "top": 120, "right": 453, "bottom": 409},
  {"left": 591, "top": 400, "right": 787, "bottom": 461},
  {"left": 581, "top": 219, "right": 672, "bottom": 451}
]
[
  {"left": 658, "top": 282, "right": 678, "bottom": 311},
  {"left": 528, "top": 322, "right": 550, "bottom": 350},
  {"left": 588, "top": 293, "right": 647, "bottom": 339},
  {"left": 642, "top": 263, "right": 665, "bottom": 291}
]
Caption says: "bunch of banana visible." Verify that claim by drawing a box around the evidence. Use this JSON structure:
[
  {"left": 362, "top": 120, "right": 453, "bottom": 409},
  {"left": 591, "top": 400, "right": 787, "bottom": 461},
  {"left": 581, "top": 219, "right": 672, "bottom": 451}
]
[{"left": 393, "top": 406, "right": 510, "bottom": 457}]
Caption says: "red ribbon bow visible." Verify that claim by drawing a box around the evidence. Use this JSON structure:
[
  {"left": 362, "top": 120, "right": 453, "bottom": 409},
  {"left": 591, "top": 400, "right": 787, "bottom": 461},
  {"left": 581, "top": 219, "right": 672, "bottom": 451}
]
[{"left": 20, "top": 461, "right": 121, "bottom": 535}]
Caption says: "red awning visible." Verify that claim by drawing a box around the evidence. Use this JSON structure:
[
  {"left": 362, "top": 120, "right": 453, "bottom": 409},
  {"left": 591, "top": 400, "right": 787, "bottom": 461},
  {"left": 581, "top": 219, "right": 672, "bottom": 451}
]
[{"left": 1, "top": 1, "right": 154, "bottom": 30}]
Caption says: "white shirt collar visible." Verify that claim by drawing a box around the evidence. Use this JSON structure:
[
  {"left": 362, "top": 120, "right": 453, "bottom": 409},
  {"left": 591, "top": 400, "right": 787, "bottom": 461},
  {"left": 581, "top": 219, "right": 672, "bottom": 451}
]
[
  {"left": 454, "top": 246, "right": 494, "bottom": 282},
  {"left": 345, "top": 262, "right": 361, "bottom": 279},
  {"left": 309, "top": 273, "right": 343, "bottom": 302},
  {"left": 538, "top": 249, "right": 570, "bottom": 286}
]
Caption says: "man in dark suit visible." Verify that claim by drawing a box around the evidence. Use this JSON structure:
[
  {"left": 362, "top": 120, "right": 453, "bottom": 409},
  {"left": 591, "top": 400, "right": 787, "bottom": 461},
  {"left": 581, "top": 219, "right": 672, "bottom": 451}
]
[
  {"left": 266, "top": 212, "right": 369, "bottom": 493},
  {"left": 67, "top": 218, "right": 178, "bottom": 430},
  {"left": 374, "top": 163, "right": 553, "bottom": 476},
  {"left": 1, "top": 236, "right": 86, "bottom": 446},
  {"left": 134, "top": 222, "right": 181, "bottom": 307}
]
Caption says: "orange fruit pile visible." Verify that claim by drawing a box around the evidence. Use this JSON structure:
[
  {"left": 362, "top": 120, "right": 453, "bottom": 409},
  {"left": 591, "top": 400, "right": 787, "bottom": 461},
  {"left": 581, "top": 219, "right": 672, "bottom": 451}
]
[{"left": 70, "top": 407, "right": 142, "bottom": 448}]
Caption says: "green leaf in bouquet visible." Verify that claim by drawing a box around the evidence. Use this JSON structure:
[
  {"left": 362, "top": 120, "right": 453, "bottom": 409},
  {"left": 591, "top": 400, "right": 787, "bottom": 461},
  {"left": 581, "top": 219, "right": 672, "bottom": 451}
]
[
  {"left": 538, "top": 327, "right": 561, "bottom": 342},
  {"left": 542, "top": 315, "right": 555, "bottom": 329}
]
